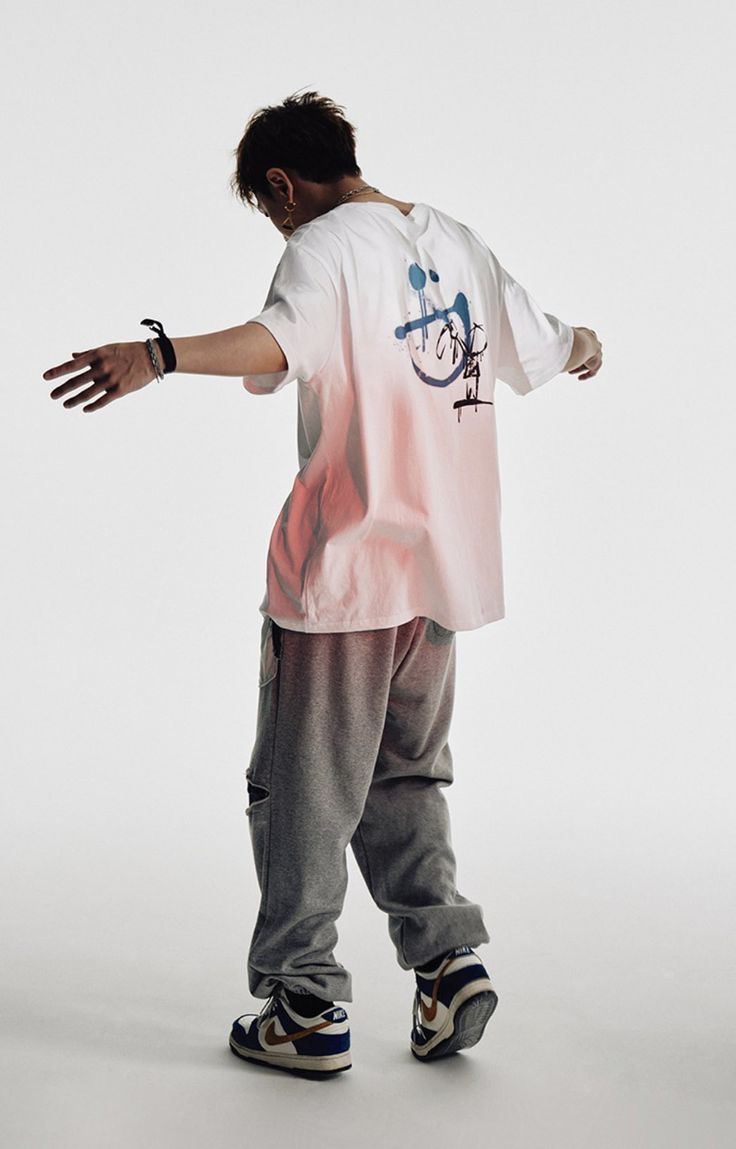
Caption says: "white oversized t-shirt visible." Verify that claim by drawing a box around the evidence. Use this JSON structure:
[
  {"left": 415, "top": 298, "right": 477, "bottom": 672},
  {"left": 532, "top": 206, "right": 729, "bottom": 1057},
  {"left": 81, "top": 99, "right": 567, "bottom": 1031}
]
[{"left": 243, "top": 201, "right": 574, "bottom": 633}]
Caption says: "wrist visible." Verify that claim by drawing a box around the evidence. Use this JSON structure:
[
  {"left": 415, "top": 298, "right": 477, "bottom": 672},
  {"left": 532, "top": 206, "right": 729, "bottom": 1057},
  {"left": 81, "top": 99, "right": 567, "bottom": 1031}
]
[
  {"left": 573, "top": 327, "right": 597, "bottom": 366},
  {"left": 155, "top": 335, "right": 177, "bottom": 374},
  {"left": 139, "top": 319, "right": 177, "bottom": 375},
  {"left": 142, "top": 338, "right": 165, "bottom": 382},
  {"left": 582, "top": 328, "right": 599, "bottom": 356}
]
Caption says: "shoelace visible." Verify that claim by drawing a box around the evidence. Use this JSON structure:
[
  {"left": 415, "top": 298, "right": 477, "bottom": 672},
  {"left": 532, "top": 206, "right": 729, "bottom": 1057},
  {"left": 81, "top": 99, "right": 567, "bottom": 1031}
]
[{"left": 254, "top": 994, "right": 280, "bottom": 1028}]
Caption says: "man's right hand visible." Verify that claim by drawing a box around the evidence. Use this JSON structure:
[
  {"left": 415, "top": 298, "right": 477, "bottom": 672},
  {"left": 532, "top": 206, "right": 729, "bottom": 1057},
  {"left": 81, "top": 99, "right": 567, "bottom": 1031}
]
[{"left": 567, "top": 327, "right": 603, "bottom": 379}]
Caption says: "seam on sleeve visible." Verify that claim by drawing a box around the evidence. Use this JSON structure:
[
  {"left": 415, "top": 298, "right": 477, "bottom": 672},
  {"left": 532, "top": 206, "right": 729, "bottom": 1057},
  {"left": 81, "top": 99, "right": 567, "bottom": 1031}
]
[{"left": 525, "top": 322, "right": 575, "bottom": 392}]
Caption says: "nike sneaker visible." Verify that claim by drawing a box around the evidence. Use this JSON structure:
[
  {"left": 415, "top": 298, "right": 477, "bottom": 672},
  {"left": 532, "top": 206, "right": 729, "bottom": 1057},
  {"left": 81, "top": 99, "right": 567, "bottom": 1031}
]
[
  {"left": 229, "top": 986, "right": 352, "bottom": 1077},
  {"left": 411, "top": 945, "right": 498, "bottom": 1060}
]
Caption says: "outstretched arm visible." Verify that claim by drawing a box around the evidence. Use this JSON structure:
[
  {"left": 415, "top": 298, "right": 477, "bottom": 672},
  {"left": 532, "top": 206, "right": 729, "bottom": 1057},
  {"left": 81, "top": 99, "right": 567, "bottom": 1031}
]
[
  {"left": 42, "top": 321, "right": 287, "bottom": 414},
  {"left": 170, "top": 321, "right": 287, "bottom": 377}
]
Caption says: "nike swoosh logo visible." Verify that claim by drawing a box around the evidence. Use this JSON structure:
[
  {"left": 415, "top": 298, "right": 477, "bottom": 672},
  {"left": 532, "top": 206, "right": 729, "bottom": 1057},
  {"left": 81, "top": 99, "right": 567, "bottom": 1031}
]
[
  {"left": 420, "top": 954, "right": 457, "bottom": 1023},
  {"left": 264, "top": 1017, "right": 334, "bottom": 1046}
]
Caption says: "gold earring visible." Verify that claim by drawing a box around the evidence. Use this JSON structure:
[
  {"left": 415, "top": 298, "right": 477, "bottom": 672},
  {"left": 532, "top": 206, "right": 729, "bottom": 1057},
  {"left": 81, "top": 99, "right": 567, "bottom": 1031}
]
[{"left": 283, "top": 199, "right": 296, "bottom": 232}]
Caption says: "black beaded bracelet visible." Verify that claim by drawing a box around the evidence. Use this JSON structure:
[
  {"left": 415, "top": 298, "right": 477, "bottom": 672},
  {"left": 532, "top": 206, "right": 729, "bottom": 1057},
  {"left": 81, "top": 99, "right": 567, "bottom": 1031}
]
[{"left": 140, "top": 317, "right": 177, "bottom": 374}]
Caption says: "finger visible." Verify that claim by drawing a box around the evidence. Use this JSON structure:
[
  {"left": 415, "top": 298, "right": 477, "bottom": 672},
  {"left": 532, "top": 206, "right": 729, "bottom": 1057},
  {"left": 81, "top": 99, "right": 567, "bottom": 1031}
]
[
  {"left": 50, "top": 367, "right": 103, "bottom": 400},
  {"left": 43, "top": 349, "right": 98, "bottom": 381},
  {"left": 82, "top": 390, "right": 118, "bottom": 413},
  {"left": 62, "top": 380, "right": 112, "bottom": 409}
]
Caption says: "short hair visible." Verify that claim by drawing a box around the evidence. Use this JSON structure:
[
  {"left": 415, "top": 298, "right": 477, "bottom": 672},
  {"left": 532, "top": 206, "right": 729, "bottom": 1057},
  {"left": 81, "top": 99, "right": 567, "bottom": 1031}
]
[{"left": 229, "top": 88, "right": 361, "bottom": 211}]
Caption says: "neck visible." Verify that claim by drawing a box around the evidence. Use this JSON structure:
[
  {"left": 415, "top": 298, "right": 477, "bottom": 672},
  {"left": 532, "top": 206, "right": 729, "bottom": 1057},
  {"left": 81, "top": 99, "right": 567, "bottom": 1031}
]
[{"left": 318, "top": 179, "right": 378, "bottom": 213}]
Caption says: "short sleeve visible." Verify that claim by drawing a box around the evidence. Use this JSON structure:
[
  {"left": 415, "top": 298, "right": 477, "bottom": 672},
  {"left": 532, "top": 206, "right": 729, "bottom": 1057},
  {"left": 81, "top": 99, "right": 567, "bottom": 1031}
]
[
  {"left": 242, "top": 240, "right": 338, "bottom": 395},
  {"left": 491, "top": 254, "right": 574, "bottom": 397}
]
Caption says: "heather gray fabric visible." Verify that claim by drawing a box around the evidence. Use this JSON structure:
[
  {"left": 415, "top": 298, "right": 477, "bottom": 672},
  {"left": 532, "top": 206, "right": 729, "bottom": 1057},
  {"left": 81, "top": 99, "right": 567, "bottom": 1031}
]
[{"left": 244, "top": 614, "right": 491, "bottom": 1003}]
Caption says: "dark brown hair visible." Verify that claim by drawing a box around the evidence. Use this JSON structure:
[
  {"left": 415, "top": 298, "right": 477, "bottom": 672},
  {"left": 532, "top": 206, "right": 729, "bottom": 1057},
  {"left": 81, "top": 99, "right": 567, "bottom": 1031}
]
[{"left": 229, "top": 88, "right": 361, "bottom": 211}]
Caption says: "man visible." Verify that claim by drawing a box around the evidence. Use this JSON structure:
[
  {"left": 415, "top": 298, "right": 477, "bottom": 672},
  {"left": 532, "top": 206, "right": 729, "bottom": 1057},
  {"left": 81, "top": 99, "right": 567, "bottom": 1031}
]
[{"left": 42, "top": 89, "right": 603, "bottom": 1078}]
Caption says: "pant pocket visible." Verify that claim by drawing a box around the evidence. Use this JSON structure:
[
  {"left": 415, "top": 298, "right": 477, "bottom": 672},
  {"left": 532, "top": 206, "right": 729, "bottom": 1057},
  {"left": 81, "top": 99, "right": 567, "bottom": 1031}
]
[
  {"left": 426, "top": 618, "right": 455, "bottom": 644},
  {"left": 245, "top": 768, "right": 271, "bottom": 816},
  {"left": 258, "top": 615, "right": 280, "bottom": 688}
]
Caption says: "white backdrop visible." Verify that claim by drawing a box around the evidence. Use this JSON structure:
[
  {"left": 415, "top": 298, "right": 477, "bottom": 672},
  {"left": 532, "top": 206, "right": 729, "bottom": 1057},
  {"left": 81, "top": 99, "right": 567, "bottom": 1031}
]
[{"left": 2, "top": 1, "right": 734, "bottom": 1145}]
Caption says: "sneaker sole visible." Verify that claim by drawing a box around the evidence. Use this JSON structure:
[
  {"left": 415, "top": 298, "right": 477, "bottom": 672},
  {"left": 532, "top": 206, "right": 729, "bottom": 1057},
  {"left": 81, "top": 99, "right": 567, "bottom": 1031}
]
[
  {"left": 229, "top": 1036, "right": 352, "bottom": 1077},
  {"left": 411, "top": 980, "right": 498, "bottom": 1060}
]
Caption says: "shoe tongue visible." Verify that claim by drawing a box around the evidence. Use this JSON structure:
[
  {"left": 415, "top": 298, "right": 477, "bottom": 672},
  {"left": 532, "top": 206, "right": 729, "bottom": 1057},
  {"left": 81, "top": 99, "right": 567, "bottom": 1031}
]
[{"left": 450, "top": 945, "right": 473, "bottom": 957}]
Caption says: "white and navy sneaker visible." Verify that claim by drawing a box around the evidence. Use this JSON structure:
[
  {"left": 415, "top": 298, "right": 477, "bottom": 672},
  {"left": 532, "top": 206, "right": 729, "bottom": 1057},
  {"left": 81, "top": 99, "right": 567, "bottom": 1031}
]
[
  {"left": 411, "top": 945, "right": 498, "bottom": 1060},
  {"left": 229, "top": 987, "right": 352, "bottom": 1077}
]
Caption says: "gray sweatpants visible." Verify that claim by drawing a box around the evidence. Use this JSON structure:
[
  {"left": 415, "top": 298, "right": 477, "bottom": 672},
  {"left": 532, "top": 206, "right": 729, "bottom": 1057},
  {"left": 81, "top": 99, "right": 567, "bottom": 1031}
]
[{"left": 244, "top": 614, "right": 491, "bottom": 1003}]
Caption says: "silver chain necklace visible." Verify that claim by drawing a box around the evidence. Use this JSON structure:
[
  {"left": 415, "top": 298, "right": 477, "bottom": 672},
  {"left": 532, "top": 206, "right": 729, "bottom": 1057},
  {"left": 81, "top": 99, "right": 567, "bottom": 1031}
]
[{"left": 333, "top": 184, "right": 381, "bottom": 207}]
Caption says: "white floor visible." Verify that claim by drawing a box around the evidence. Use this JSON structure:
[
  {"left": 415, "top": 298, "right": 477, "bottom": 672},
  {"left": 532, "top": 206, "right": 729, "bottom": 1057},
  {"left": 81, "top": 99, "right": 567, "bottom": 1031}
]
[{"left": 2, "top": 836, "right": 734, "bottom": 1149}]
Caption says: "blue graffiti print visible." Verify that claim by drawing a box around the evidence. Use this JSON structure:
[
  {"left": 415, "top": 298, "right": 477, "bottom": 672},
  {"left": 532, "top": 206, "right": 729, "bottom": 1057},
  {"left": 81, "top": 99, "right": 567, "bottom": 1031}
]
[{"left": 394, "top": 261, "right": 492, "bottom": 423}]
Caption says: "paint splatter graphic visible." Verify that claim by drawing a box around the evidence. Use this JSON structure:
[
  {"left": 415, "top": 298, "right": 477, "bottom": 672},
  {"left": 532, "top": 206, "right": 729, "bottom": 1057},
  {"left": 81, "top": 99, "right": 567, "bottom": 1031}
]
[{"left": 394, "top": 262, "right": 491, "bottom": 422}]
